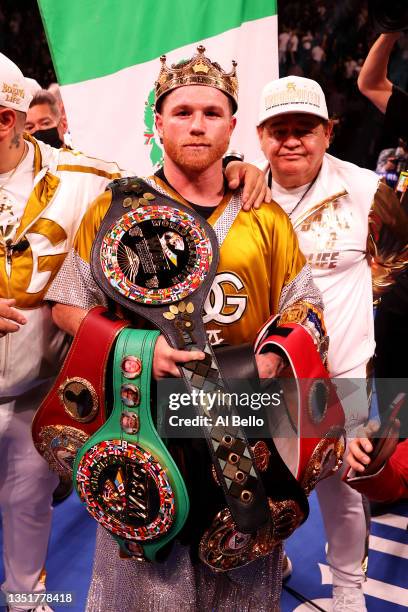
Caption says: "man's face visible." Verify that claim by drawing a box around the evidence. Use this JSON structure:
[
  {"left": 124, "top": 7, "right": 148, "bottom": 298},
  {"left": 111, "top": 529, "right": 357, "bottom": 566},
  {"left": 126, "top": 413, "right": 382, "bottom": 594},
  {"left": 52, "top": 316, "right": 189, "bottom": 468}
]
[
  {"left": 25, "top": 103, "right": 57, "bottom": 133},
  {"left": 257, "top": 113, "right": 332, "bottom": 187},
  {"left": 163, "top": 231, "right": 184, "bottom": 251},
  {"left": 124, "top": 359, "right": 138, "bottom": 373},
  {"left": 121, "top": 414, "right": 137, "bottom": 429},
  {"left": 156, "top": 85, "right": 236, "bottom": 172}
]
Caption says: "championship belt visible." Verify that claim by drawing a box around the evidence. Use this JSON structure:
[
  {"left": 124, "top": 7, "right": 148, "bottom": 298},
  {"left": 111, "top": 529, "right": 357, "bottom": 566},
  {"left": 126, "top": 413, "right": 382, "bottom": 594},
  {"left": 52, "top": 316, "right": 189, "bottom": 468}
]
[
  {"left": 254, "top": 314, "right": 346, "bottom": 492},
  {"left": 90, "top": 177, "right": 271, "bottom": 543},
  {"left": 198, "top": 317, "right": 345, "bottom": 571},
  {"left": 73, "top": 327, "right": 190, "bottom": 561},
  {"left": 32, "top": 306, "right": 128, "bottom": 483}
]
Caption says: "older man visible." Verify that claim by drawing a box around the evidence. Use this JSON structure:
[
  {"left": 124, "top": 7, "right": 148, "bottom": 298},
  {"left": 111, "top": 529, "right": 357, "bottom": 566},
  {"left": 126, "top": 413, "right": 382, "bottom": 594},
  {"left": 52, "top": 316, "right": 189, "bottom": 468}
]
[
  {"left": 47, "top": 47, "right": 327, "bottom": 611},
  {"left": 256, "top": 75, "right": 408, "bottom": 611}
]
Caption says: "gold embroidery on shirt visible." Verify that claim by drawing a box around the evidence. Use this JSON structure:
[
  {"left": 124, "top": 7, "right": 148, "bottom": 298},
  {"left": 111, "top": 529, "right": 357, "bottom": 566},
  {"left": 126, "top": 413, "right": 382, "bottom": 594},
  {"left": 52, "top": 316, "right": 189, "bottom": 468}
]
[{"left": 297, "top": 195, "right": 351, "bottom": 269}]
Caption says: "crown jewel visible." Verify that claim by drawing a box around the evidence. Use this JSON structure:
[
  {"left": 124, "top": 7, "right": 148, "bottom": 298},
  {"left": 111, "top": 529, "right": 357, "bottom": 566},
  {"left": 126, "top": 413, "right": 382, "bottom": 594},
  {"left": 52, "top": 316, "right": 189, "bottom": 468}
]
[{"left": 155, "top": 45, "right": 238, "bottom": 112}]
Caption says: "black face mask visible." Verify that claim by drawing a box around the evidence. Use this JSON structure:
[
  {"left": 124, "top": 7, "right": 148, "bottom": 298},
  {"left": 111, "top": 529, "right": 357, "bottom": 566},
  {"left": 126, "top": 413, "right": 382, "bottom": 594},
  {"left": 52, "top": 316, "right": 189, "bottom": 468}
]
[{"left": 32, "top": 126, "right": 63, "bottom": 148}]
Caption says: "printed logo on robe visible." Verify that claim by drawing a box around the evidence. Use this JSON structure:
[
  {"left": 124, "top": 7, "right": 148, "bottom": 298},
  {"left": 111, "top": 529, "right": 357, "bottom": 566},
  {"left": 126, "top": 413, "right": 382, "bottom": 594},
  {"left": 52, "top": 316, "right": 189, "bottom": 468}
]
[
  {"left": 6, "top": 218, "right": 67, "bottom": 308},
  {"left": 296, "top": 199, "right": 352, "bottom": 270},
  {"left": 203, "top": 272, "right": 248, "bottom": 344},
  {"left": 0, "top": 196, "right": 16, "bottom": 242}
]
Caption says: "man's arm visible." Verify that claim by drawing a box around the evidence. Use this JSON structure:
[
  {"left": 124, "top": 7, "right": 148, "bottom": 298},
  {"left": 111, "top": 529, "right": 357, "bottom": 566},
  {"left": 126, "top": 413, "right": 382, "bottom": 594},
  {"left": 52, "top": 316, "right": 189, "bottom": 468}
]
[
  {"left": 255, "top": 212, "right": 326, "bottom": 375},
  {"left": 357, "top": 33, "right": 400, "bottom": 113},
  {"left": 52, "top": 303, "right": 88, "bottom": 336},
  {"left": 347, "top": 435, "right": 408, "bottom": 503},
  {"left": 52, "top": 303, "right": 205, "bottom": 379},
  {"left": 224, "top": 161, "right": 271, "bottom": 210}
]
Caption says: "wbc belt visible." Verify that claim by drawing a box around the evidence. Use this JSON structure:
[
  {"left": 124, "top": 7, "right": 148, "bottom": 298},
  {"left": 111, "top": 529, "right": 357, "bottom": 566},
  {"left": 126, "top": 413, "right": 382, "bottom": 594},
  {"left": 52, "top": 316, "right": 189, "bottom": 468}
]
[
  {"left": 32, "top": 306, "right": 128, "bottom": 482},
  {"left": 90, "top": 177, "right": 271, "bottom": 536},
  {"left": 74, "top": 327, "right": 189, "bottom": 561}
]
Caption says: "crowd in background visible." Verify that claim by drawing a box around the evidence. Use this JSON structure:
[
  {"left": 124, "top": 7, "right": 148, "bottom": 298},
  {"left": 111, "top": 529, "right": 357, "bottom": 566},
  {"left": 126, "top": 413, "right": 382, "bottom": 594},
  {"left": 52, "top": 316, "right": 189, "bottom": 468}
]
[
  {"left": 1, "top": 0, "right": 408, "bottom": 171},
  {"left": 0, "top": 0, "right": 56, "bottom": 87},
  {"left": 278, "top": 0, "right": 408, "bottom": 168}
]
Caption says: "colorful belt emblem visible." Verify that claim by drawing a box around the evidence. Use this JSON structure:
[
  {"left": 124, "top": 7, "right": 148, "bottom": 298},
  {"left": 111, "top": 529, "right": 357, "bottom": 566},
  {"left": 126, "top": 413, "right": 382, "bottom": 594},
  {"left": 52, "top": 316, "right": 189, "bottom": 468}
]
[
  {"left": 76, "top": 439, "right": 176, "bottom": 540},
  {"left": 100, "top": 205, "right": 212, "bottom": 304},
  {"left": 73, "top": 327, "right": 189, "bottom": 562}
]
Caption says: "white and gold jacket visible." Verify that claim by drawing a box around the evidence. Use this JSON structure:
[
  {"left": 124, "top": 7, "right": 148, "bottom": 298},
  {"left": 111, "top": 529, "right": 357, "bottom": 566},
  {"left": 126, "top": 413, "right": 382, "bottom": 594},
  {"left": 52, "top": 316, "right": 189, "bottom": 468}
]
[
  {"left": 0, "top": 135, "right": 123, "bottom": 397},
  {"left": 258, "top": 153, "right": 408, "bottom": 376}
]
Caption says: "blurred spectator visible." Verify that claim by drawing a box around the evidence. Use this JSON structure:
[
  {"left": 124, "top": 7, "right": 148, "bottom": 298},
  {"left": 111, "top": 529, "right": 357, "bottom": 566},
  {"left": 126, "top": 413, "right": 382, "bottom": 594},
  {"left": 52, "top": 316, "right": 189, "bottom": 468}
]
[
  {"left": 344, "top": 57, "right": 358, "bottom": 79},
  {"left": 375, "top": 139, "right": 408, "bottom": 189},
  {"left": 278, "top": 0, "right": 408, "bottom": 169},
  {"left": 279, "top": 28, "right": 291, "bottom": 65},
  {"left": 301, "top": 30, "right": 314, "bottom": 50},
  {"left": 354, "top": 58, "right": 364, "bottom": 76},
  {"left": 25, "top": 90, "right": 65, "bottom": 148},
  {"left": 311, "top": 43, "right": 325, "bottom": 64},
  {"left": 288, "top": 29, "right": 299, "bottom": 64}
]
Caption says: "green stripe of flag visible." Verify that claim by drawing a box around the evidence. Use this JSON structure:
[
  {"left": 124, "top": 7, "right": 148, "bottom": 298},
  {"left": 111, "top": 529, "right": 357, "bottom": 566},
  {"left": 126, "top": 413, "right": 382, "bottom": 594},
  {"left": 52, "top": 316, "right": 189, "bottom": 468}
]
[{"left": 38, "top": 0, "right": 277, "bottom": 85}]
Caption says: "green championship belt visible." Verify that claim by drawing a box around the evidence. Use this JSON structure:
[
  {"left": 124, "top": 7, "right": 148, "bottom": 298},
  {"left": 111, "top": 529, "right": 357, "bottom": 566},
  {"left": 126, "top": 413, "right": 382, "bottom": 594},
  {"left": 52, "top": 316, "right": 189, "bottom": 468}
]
[
  {"left": 73, "top": 327, "right": 189, "bottom": 561},
  {"left": 90, "top": 177, "right": 272, "bottom": 540}
]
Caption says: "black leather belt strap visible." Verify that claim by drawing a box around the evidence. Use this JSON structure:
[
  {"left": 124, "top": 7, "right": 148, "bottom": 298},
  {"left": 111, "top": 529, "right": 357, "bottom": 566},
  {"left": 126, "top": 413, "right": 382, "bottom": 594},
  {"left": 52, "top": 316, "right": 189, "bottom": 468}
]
[{"left": 214, "top": 343, "right": 259, "bottom": 382}]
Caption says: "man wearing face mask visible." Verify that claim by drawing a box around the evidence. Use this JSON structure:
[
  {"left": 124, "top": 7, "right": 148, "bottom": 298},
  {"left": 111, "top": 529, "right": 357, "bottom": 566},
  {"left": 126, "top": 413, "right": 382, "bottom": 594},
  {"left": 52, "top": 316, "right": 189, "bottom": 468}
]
[{"left": 24, "top": 90, "right": 66, "bottom": 148}]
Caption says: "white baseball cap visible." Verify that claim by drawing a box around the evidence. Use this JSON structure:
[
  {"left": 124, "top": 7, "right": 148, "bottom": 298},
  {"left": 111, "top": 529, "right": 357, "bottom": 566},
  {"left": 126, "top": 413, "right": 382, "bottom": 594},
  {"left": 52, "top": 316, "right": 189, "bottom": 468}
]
[
  {"left": 257, "top": 76, "right": 328, "bottom": 126},
  {"left": 0, "top": 53, "right": 33, "bottom": 113}
]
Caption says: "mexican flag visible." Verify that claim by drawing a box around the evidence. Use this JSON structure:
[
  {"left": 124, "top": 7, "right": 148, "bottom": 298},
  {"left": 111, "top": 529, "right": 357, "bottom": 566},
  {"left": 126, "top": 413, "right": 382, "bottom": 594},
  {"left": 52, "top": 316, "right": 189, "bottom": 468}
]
[{"left": 38, "top": 0, "right": 278, "bottom": 173}]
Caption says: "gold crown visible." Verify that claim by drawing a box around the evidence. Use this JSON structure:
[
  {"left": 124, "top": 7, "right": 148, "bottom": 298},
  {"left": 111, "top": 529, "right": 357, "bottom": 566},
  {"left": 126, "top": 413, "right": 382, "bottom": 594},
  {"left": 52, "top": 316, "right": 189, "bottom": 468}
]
[{"left": 155, "top": 45, "right": 238, "bottom": 112}]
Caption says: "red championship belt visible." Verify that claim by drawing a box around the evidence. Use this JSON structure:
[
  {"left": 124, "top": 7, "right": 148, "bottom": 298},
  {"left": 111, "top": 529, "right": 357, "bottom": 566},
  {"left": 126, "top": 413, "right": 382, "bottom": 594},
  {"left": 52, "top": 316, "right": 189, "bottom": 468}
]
[
  {"left": 255, "top": 316, "right": 346, "bottom": 493},
  {"left": 32, "top": 306, "right": 129, "bottom": 482},
  {"left": 198, "top": 317, "right": 345, "bottom": 573}
]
